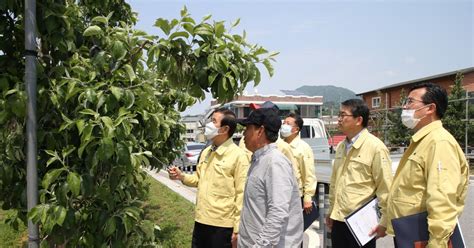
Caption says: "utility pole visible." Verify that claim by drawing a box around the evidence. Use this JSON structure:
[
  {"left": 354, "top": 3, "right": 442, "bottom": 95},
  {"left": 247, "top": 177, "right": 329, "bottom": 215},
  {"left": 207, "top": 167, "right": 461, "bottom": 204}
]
[
  {"left": 465, "top": 91, "right": 469, "bottom": 155},
  {"left": 25, "top": 0, "right": 39, "bottom": 247}
]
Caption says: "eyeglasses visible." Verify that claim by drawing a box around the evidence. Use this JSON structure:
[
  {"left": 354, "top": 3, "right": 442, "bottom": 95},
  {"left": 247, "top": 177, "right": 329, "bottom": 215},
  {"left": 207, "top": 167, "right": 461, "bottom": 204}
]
[
  {"left": 337, "top": 113, "right": 354, "bottom": 118},
  {"left": 402, "top": 97, "right": 425, "bottom": 106}
]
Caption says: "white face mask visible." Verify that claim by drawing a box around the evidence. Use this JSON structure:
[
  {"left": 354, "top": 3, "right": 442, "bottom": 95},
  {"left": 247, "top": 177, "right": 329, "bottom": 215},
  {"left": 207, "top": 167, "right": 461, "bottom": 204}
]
[
  {"left": 280, "top": 124, "right": 293, "bottom": 138},
  {"left": 400, "top": 109, "right": 419, "bottom": 129},
  {"left": 400, "top": 104, "right": 430, "bottom": 129},
  {"left": 204, "top": 122, "right": 220, "bottom": 140}
]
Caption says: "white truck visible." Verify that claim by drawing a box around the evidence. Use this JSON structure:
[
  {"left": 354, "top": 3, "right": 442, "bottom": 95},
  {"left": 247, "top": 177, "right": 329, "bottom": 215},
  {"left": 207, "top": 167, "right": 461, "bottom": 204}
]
[{"left": 300, "top": 118, "right": 333, "bottom": 184}]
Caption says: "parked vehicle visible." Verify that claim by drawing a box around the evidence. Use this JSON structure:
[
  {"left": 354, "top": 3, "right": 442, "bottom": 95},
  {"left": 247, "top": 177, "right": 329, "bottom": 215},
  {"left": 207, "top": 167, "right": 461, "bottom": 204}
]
[
  {"left": 174, "top": 142, "right": 206, "bottom": 172},
  {"left": 300, "top": 118, "right": 333, "bottom": 184}
]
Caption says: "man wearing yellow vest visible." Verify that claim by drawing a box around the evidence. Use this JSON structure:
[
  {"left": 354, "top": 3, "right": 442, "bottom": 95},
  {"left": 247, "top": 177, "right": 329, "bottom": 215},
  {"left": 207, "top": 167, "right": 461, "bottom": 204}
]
[
  {"left": 326, "top": 99, "right": 393, "bottom": 248},
  {"left": 381, "top": 83, "right": 469, "bottom": 248},
  {"left": 168, "top": 108, "right": 249, "bottom": 248},
  {"left": 281, "top": 113, "right": 317, "bottom": 226}
]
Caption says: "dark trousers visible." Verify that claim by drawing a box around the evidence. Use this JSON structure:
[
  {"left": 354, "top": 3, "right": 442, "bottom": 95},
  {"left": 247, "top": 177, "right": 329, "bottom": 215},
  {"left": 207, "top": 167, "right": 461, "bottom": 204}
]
[
  {"left": 191, "top": 222, "right": 233, "bottom": 248},
  {"left": 331, "top": 220, "right": 376, "bottom": 248}
]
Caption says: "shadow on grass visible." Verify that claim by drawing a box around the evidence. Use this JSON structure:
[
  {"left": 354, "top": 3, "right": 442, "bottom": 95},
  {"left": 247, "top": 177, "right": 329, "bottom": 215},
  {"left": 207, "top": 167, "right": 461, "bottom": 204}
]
[{"left": 156, "top": 224, "right": 180, "bottom": 240}]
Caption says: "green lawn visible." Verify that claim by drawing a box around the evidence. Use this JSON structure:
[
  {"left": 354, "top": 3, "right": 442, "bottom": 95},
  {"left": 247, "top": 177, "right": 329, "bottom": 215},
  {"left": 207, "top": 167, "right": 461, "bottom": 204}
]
[
  {"left": 144, "top": 176, "right": 195, "bottom": 247},
  {"left": 0, "top": 176, "right": 195, "bottom": 248},
  {"left": 0, "top": 210, "right": 27, "bottom": 247}
]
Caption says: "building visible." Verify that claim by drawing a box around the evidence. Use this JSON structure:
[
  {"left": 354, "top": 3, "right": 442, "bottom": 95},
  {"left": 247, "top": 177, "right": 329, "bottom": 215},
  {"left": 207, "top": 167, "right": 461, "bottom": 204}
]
[
  {"left": 210, "top": 94, "right": 324, "bottom": 119},
  {"left": 181, "top": 115, "right": 203, "bottom": 142},
  {"left": 358, "top": 67, "right": 474, "bottom": 110}
]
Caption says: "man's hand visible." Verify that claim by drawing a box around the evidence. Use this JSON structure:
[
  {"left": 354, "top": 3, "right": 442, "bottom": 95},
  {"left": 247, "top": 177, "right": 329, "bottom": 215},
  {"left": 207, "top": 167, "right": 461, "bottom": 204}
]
[
  {"left": 303, "top": 201, "right": 313, "bottom": 214},
  {"left": 167, "top": 166, "right": 184, "bottom": 181},
  {"left": 325, "top": 216, "right": 333, "bottom": 231},
  {"left": 369, "top": 225, "right": 387, "bottom": 239},
  {"left": 231, "top": 232, "right": 238, "bottom": 248}
]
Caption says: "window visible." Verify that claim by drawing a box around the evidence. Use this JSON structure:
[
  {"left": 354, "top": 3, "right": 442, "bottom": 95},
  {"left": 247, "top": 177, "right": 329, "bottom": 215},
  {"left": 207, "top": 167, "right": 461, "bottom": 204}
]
[
  {"left": 300, "top": 125, "right": 314, "bottom": 138},
  {"left": 243, "top": 107, "right": 251, "bottom": 117},
  {"left": 187, "top": 144, "right": 205, "bottom": 150},
  {"left": 372, "top": 97, "right": 381, "bottom": 108},
  {"left": 186, "top": 129, "right": 194, "bottom": 134}
]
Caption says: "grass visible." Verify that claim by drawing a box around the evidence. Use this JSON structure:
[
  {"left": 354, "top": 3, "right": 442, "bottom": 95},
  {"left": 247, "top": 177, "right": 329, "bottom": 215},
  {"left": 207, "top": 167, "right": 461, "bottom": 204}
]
[
  {"left": 0, "top": 176, "right": 195, "bottom": 248},
  {"left": 144, "top": 176, "right": 195, "bottom": 247},
  {"left": 0, "top": 210, "right": 27, "bottom": 247}
]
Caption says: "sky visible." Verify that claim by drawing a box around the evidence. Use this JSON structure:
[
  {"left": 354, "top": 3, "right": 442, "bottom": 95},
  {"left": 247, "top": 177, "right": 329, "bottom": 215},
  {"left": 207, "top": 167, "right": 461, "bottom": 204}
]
[{"left": 129, "top": 0, "right": 473, "bottom": 115}]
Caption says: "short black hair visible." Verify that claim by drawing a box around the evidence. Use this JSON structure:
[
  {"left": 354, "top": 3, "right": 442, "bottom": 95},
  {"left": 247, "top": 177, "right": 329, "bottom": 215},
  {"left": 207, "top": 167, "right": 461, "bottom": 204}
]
[
  {"left": 213, "top": 108, "right": 237, "bottom": 137},
  {"left": 409, "top": 82, "right": 447, "bottom": 118},
  {"left": 286, "top": 113, "right": 304, "bottom": 131},
  {"left": 341, "top": 99, "right": 369, "bottom": 127},
  {"left": 264, "top": 128, "right": 279, "bottom": 142}
]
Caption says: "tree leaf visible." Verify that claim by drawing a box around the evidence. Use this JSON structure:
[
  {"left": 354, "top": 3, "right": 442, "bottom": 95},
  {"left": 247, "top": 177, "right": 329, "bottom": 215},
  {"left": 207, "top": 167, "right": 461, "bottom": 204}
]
[
  {"left": 154, "top": 18, "right": 170, "bottom": 35},
  {"left": 81, "top": 124, "right": 94, "bottom": 143},
  {"left": 194, "top": 26, "right": 213, "bottom": 36},
  {"left": 110, "top": 86, "right": 123, "bottom": 101},
  {"left": 76, "top": 119, "right": 86, "bottom": 134},
  {"left": 61, "top": 146, "right": 76, "bottom": 159},
  {"left": 180, "top": 6, "right": 188, "bottom": 17},
  {"left": 202, "top": 14, "right": 212, "bottom": 22},
  {"left": 123, "top": 207, "right": 141, "bottom": 220},
  {"left": 45, "top": 150, "right": 58, "bottom": 157},
  {"left": 182, "top": 23, "right": 194, "bottom": 35},
  {"left": 262, "top": 59, "right": 274, "bottom": 77},
  {"left": 231, "top": 18, "right": 240, "bottom": 28},
  {"left": 42, "top": 168, "right": 65, "bottom": 189},
  {"left": 104, "top": 217, "right": 116, "bottom": 237},
  {"left": 254, "top": 68, "right": 261, "bottom": 85},
  {"left": 170, "top": 19, "right": 179, "bottom": 30},
  {"left": 181, "top": 16, "right": 195, "bottom": 24},
  {"left": 83, "top": 25, "right": 103, "bottom": 36},
  {"left": 214, "top": 22, "right": 225, "bottom": 37},
  {"left": 79, "top": 109, "right": 98, "bottom": 117},
  {"left": 97, "top": 138, "right": 114, "bottom": 161},
  {"left": 119, "top": 215, "right": 132, "bottom": 234},
  {"left": 101, "top": 116, "right": 114, "bottom": 130},
  {"left": 45, "top": 150, "right": 61, "bottom": 167},
  {"left": 112, "top": 41, "right": 127, "bottom": 60},
  {"left": 208, "top": 72, "right": 218, "bottom": 86},
  {"left": 91, "top": 16, "right": 108, "bottom": 25},
  {"left": 54, "top": 206, "right": 67, "bottom": 226},
  {"left": 46, "top": 156, "right": 59, "bottom": 167},
  {"left": 78, "top": 139, "right": 92, "bottom": 158},
  {"left": 123, "top": 90, "right": 135, "bottom": 109},
  {"left": 67, "top": 172, "right": 81, "bottom": 196},
  {"left": 169, "top": 31, "right": 189, "bottom": 40},
  {"left": 123, "top": 65, "right": 136, "bottom": 82},
  {"left": 253, "top": 47, "right": 268, "bottom": 56}
]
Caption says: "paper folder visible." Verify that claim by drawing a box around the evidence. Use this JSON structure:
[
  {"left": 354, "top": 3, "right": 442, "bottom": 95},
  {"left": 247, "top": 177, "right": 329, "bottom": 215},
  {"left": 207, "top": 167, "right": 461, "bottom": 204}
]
[
  {"left": 303, "top": 201, "right": 319, "bottom": 231},
  {"left": 392, "top": 211, "right": 465, "bottom": 248}
]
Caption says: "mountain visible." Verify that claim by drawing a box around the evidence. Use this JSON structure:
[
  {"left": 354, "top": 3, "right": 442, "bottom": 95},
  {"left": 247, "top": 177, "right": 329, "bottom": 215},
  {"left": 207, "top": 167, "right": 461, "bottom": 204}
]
[{"left": 293, "top": 85, "right": 358, "bottom": 103}]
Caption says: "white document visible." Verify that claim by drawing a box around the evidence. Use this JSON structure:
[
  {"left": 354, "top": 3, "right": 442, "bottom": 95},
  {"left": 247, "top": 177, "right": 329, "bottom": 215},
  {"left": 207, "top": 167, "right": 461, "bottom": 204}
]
[{"left": 344, "top": 197, "right": 380, "bottom": 246}]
